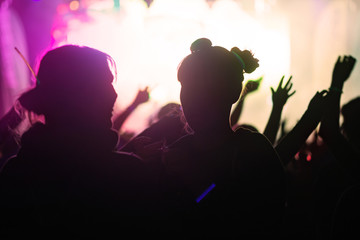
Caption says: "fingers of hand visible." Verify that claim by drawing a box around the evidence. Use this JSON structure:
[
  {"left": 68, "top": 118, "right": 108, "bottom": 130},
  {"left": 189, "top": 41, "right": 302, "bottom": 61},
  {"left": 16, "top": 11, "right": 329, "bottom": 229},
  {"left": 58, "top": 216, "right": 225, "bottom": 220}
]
[
  {"left": 288, "top": 90, "right": 296, "bottom": 98},
  {"left": 286, "top": 82, "right": 293, "bottom": 92},
  {"left": 257, "top": 76, "right": 264, "bottom": 83},
  {"left": 340, "top": 55, "right": 356, "bottom": 67},
  {"left": 284, "top": 76, "right": 293, "bottom": 89},
  {"left": 319, "top": 89, "right": 328, "bottom": 96},
  {"left": 277, "top": 75, "right": 285, "bottom": 90},
  {"left": 347, "top": 55, "right": 356, "bottom": 69},
  {"left": 282, "top": 76, "right": 295, "bottom": 97}
]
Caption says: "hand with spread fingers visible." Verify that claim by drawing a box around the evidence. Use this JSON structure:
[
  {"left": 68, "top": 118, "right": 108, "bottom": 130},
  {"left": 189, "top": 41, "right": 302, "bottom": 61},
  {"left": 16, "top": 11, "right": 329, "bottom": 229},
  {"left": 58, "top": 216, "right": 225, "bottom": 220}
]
[
  {"left": 264, "top": 75, "right": 296, "bottom": 145},
  {"left": 271, "top": 75, "right": 296, "bottom": 108}
]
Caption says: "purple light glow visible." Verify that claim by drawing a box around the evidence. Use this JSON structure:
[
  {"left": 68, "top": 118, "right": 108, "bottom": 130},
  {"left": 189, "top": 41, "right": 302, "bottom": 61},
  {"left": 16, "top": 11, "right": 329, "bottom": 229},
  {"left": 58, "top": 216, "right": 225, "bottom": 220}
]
[
  {"left": 51, "top": 0, "right": 290, "bottom": 134},
  {"left": 2, "top": 0, "right": 359, "bottom": 134}
]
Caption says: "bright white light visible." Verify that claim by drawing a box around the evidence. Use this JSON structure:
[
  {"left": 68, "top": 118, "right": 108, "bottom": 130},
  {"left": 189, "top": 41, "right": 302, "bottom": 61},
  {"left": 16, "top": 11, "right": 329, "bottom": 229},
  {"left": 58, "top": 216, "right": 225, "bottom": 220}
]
[{"left": 52, "top": 0, "right": 290, "bottom": 134}]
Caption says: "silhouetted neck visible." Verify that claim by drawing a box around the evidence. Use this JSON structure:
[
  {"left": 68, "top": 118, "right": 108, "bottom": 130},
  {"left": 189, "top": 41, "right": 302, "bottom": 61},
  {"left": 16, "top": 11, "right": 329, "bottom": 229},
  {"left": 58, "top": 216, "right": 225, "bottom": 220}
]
[
  {"left": 192, "top": 124, "right": 234, "bottom": 151},
  {"left": 21, "top": 123, "right": 118, "bottom": 154}
]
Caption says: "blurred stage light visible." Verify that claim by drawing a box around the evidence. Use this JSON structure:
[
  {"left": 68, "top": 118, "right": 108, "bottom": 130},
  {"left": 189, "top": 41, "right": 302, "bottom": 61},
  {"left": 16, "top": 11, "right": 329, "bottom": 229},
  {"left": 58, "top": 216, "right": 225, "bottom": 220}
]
[
  {"left": 50, "top": 0, "right": 290, "bottom": 133},
  {"left": 69, "top": 1, "right": 80, "bottom": 11}
]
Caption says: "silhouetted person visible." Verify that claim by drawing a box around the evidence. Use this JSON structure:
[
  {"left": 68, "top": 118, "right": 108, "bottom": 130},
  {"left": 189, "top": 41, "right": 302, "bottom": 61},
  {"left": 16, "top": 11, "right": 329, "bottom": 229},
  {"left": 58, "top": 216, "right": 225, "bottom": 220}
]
[
  {"left": 160, "top": 38, "right": 287, "bottom": 238},
  {"left": 120, "top": 102, "right": 187, "bottom": 160},
  {"left": 0, "top": 45, "right": 154, "bottom": 238},
  {"left": 317, "top": 55, "right": 358, "bottom": 240},
  {"left": 319, "top": 55, "right": 358, "bottom": 177},
  {"left": 340, "top": 97, "right": 360, "bottom": 153},
  {"left": 328, "top": 97, "right": 360, "bottom": 240}
]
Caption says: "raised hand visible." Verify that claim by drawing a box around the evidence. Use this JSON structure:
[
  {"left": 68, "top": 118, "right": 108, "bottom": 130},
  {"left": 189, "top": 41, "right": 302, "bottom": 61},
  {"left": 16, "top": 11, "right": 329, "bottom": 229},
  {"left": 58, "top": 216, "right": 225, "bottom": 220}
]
[
  {"left": 133, "top": 86, "right": 150, "bottom": 105},
  {"left": 308, "top": 90, "right": 328, "bottom": 111},
  {"left": 231, "top": 76, "right": 262, "bottom": 127},
  {"left": 332, "top": 55, "right": 356, "bottom": 87},
  {"left": 271, "top": 76, "right": 296, "bottom": 108},
  {"left": 307, "top": 90, "right": 328, "bottom": 121},
  {"left": 318, "top": 56, "right": 356, "bottom": 146},
  {"left": 243, "top": 76, "right": 263, "bottom": 95},
  {"left": 113, "top": 87, "right": 150, "bottom": 131}
]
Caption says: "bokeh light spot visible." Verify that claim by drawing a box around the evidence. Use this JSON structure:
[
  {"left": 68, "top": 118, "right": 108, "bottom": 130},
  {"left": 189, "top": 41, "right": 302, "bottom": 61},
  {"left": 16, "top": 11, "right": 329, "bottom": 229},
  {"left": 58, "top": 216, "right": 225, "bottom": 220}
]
[{"left": 69, "top": 1, "right": 80, "bottom": 11}]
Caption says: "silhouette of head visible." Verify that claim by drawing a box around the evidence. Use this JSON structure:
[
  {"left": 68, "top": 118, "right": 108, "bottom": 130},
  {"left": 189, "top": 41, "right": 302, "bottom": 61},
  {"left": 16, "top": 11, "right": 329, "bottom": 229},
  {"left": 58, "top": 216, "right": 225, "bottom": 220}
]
[
  {"left": 177, "top": 38, "right": 259, "bottom": 131},
  {"left": 19, "top": 45, "right": 117, "bottom": 129},
  {"left": 157, "top": 102, "right": 182, "bottom": 119},
  {"left": 341, "top": 97, "right": 360, "bottom": 144}
]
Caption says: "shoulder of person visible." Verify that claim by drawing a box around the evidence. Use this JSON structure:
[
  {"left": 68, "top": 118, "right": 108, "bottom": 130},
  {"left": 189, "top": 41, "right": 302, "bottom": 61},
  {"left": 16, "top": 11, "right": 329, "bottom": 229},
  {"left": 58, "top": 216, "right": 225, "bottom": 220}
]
[
  {"left": 232, "top": 127, "right": 282, "bottom": 169},
  {"left": 233, "top": 127, "right": 273, "bottom": 148},
  {"left": 167, "top": 133, "right": 193, "bottom": 150},
  {"left": 130, "top": 115, "right": 184, "bottom": 143}
]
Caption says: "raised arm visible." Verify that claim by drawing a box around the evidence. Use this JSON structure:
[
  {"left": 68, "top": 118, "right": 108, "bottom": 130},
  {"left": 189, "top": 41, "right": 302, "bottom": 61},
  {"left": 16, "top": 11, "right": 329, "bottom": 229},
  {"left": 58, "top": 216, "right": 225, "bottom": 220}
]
[
  {"left": 319, "top": 56, "right": 356, "bottom": 142},
  {"left": 275, "top": 90, "right": 328, "bottom": 166},
  {"left": 319, "top": 55, "right": 357, "bottom": 169},
  {"left": 113, "top": 87, "right": 150, "bottom": 131},
  {"left": 230, "top": 77, "right": 262, "bottom": 127},
  {"left": 263, "top": 76, "right": 295, "bottom": 145}
]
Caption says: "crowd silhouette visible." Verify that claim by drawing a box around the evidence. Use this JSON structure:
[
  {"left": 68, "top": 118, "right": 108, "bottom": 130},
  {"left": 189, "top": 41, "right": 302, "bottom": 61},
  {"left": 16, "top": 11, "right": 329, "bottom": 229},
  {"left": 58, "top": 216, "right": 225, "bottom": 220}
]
[{"left": 0, "top": 38, "right": 358, "bottom": 239}]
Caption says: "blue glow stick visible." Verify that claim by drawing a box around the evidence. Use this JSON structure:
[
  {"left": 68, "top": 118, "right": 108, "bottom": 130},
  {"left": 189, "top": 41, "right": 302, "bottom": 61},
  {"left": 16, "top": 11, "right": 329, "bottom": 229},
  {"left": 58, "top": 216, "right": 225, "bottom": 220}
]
[{"left": 196, "top": 183, "right": 216, "bottom": 203}]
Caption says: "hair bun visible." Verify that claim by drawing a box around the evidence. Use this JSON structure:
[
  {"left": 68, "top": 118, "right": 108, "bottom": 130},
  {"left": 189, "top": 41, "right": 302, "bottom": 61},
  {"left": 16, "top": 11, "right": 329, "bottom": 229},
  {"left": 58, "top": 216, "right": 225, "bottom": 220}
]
[
  {"left": 231, "top": 47, "right": 259, "bottom": 73},
  {"left": 190, "top": 38, "right": 212, "bottom": 53}
]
